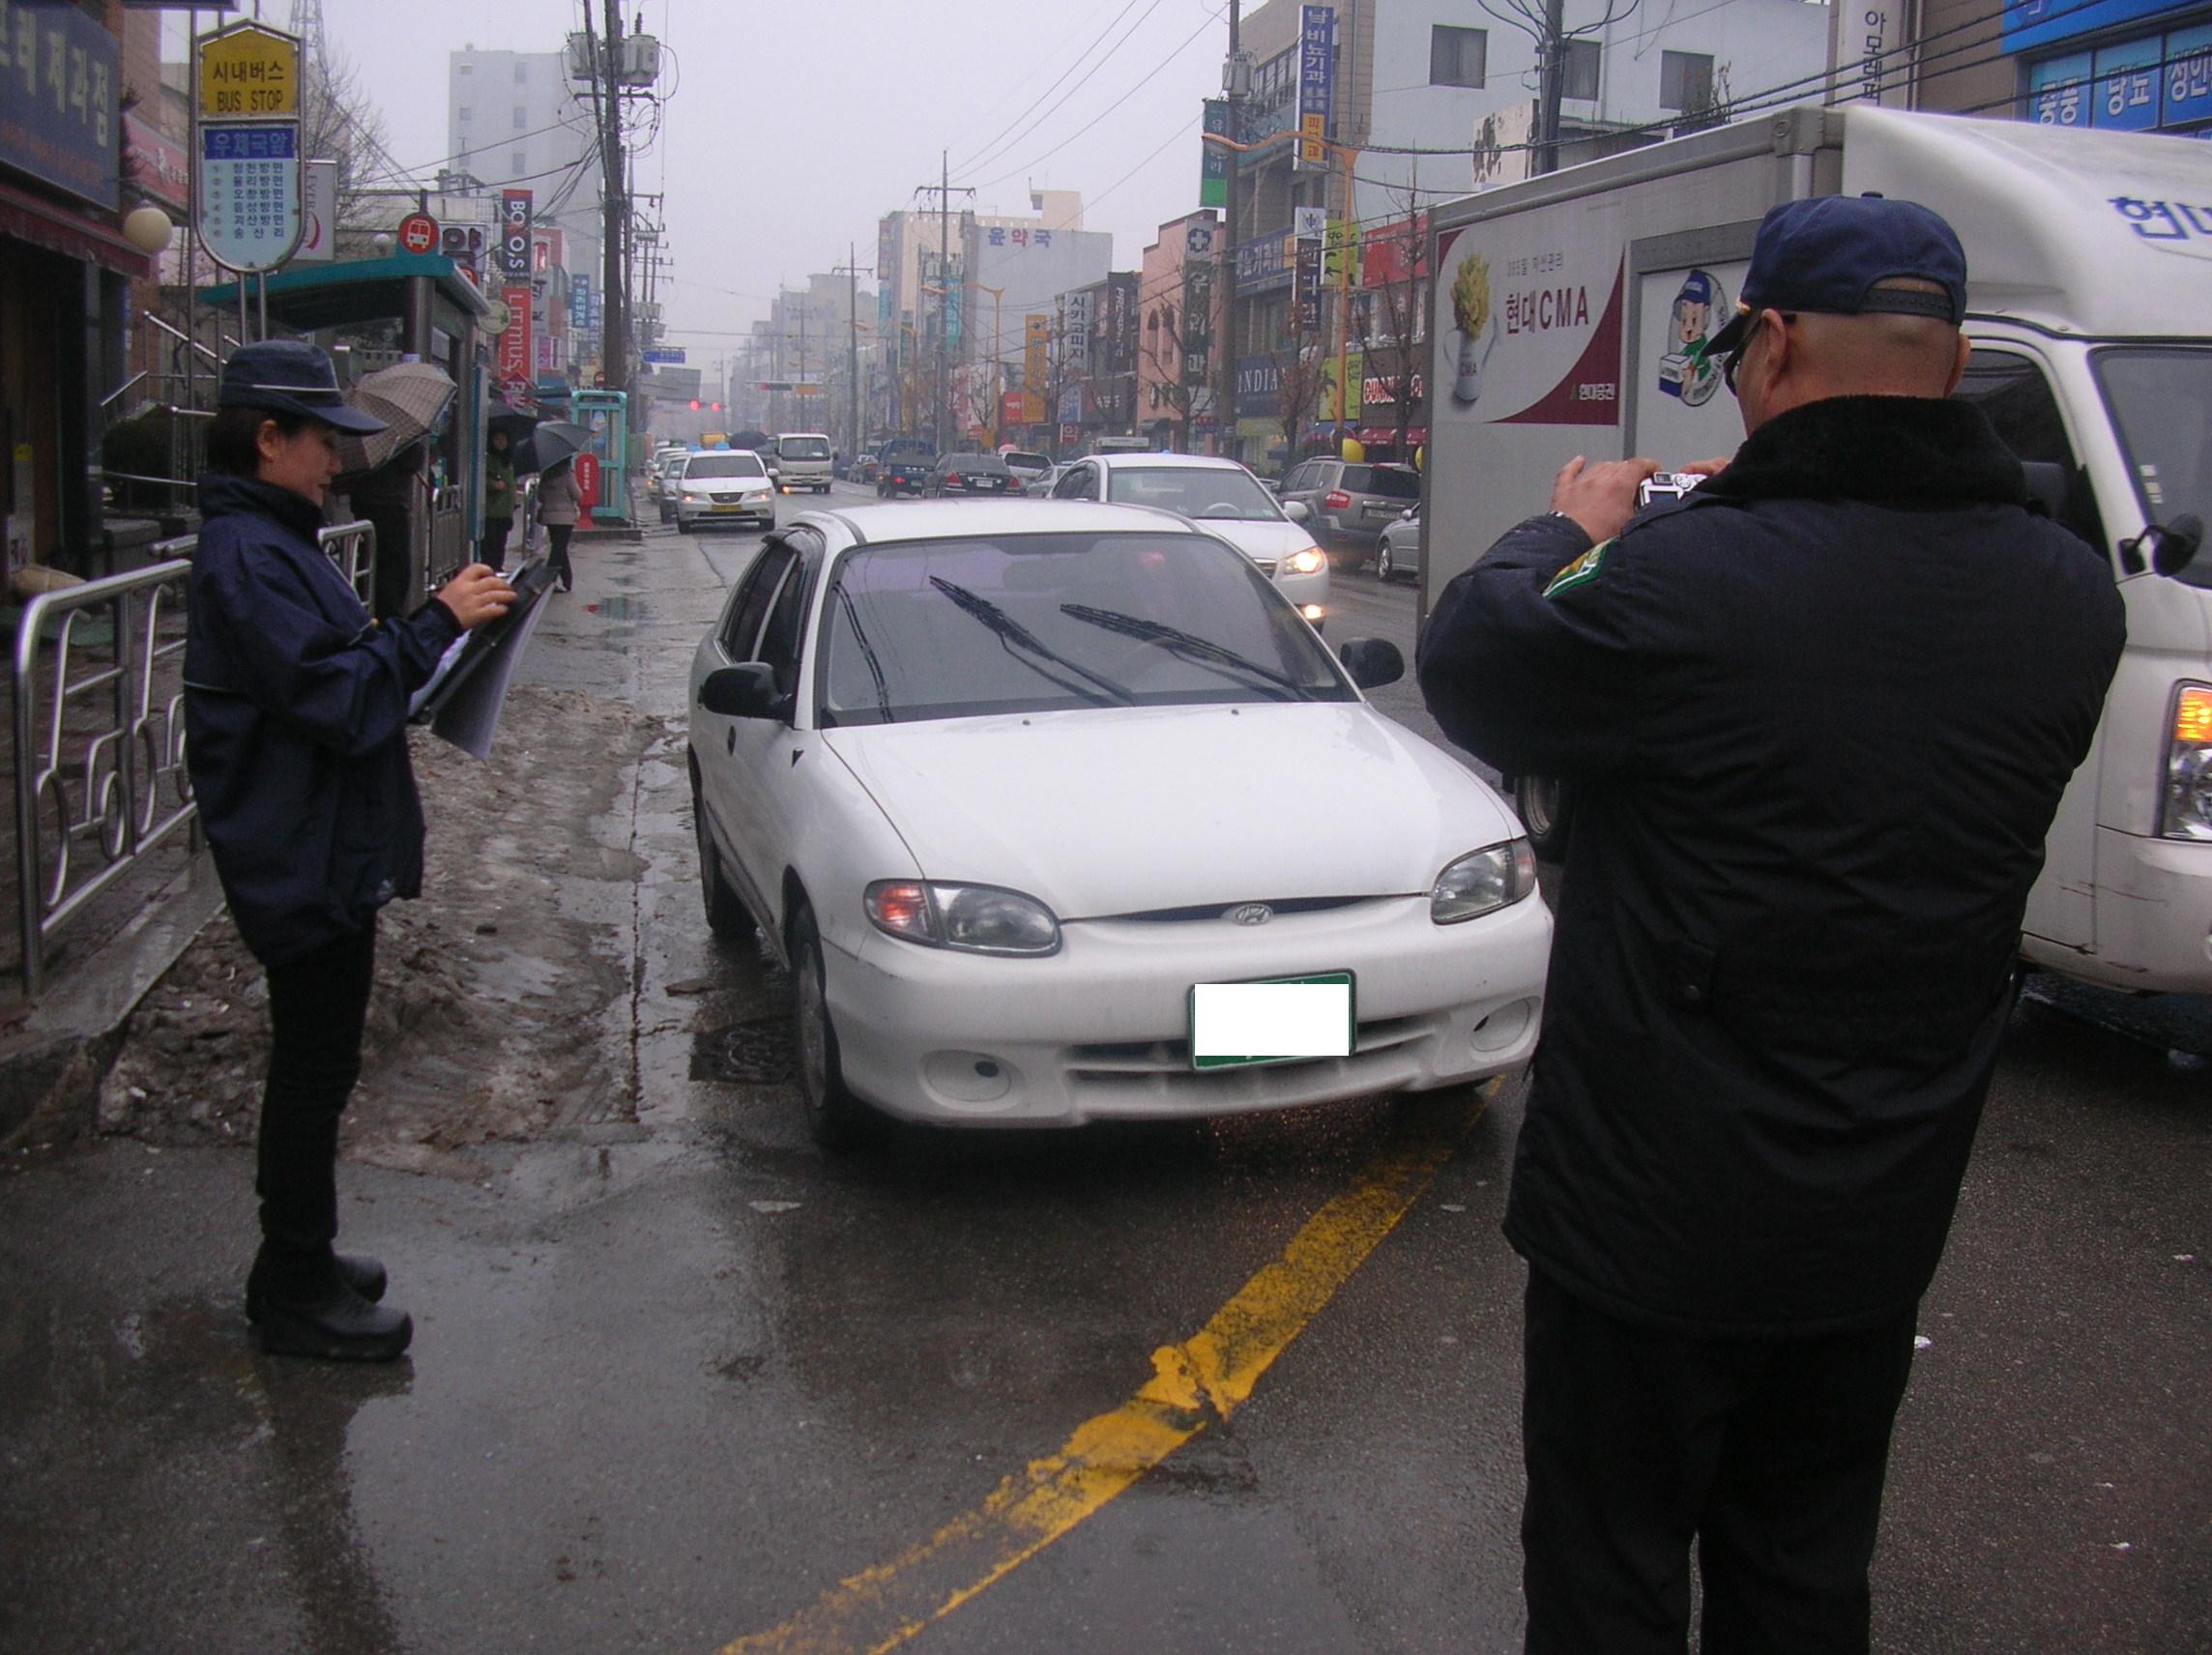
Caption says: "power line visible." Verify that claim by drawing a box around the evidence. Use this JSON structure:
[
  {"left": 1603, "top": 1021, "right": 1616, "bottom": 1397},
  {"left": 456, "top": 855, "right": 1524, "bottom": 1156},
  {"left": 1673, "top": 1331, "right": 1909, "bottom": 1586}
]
[
  {"left": 958, "top": 0, "right": 1175, "bottom": 180},
  {"left": 950, "top": 0, "right": 1152, "bottom": 175}
]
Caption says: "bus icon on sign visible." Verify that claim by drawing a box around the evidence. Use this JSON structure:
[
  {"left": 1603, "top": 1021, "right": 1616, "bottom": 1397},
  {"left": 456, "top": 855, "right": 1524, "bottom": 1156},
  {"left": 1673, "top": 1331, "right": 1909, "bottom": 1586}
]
[{"left": 398, "top": 214, "right": 437, "bottom": 254}]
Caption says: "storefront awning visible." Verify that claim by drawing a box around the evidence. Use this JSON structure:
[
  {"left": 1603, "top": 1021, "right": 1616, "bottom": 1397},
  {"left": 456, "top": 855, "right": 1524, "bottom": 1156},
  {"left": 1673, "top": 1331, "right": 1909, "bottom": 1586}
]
[{"left": 0, "top": 179, "right": 154, "bottom": 279}]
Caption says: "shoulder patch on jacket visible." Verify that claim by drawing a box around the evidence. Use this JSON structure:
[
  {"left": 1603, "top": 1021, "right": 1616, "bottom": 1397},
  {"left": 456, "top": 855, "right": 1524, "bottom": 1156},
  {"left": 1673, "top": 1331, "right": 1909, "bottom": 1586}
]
[{"left": 1543, "top": 537, "right": 1615, "bottom": 598}]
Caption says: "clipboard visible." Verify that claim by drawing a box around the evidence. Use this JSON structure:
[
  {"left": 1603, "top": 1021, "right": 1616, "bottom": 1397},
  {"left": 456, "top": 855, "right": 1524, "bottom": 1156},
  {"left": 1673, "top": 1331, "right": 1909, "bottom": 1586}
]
[{"left": 410, "top": 558, "right": 557, "bottom": 757}]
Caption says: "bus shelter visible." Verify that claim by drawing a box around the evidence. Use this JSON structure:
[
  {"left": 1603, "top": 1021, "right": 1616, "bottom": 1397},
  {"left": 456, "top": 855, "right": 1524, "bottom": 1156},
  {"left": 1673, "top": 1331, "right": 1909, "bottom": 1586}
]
[{"left": 198, "top": 253, "right": 493, "bottom": 616}]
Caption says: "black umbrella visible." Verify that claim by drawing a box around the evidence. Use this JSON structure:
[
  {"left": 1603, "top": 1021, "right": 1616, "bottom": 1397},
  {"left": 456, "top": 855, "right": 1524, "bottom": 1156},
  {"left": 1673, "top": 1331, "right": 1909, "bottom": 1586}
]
[
  {"left": 513, "top": 420, "right": 594, "bottom": 475},
  {"left": 487, "top": 407, "right": 538, "bottom": 449}
]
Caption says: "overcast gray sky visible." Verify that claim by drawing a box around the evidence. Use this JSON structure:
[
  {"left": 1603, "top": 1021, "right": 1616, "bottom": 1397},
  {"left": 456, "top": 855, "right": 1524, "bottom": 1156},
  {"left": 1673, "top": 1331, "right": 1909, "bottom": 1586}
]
[{"left": 294, "top": 0, "right": 1232, "bottom": 383}]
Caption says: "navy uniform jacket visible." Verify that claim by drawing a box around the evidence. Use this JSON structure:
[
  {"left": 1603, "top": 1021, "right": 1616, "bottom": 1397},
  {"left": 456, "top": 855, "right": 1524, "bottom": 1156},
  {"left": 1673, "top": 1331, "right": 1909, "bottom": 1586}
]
[
  {"left": 1418, "top": 396, "right": 2125, "bottom": 1335},
  {"left": 185, "top": 473, "right": 462, "bottom": 966}
]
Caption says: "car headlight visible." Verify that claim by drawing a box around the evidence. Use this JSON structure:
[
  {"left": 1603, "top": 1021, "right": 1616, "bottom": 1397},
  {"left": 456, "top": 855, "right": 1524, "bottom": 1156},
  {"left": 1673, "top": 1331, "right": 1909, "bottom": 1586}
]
[
  {"left": 2163, "top": 682, "right": 2212, "bottom": 839},
  {"left": 1431, "top": 841, "right": 1537, "bottom": 924},
  {"left": 1283, "top": 547, "right": 1325, "bottom": 575},
  {"left": 864, "top": 880, "right": 1062, "bottom": 955}
]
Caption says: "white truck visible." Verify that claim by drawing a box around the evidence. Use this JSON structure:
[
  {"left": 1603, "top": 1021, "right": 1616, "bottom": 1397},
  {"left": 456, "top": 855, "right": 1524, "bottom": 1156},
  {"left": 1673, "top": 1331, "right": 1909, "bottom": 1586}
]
[
  {"left": 772, "top": 431, "right": 834, "bottom": 493},
  {"left": 1421, "top": 104, "right": 2212, "bottom": 994}
]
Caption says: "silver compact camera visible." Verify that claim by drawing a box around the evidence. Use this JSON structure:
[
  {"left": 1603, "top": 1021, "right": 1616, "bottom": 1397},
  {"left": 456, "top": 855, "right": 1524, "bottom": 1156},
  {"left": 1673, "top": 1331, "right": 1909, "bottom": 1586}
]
[{"left": 1637, "top": 471, "right": 1703, "bottom": 508}]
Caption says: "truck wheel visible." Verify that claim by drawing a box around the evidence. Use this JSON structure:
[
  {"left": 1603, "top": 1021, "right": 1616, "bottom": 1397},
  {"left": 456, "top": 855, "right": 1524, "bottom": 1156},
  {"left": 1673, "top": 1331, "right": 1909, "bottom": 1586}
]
[{"left": 1515, "top": 774, "right": 1575, "bottom": 862}]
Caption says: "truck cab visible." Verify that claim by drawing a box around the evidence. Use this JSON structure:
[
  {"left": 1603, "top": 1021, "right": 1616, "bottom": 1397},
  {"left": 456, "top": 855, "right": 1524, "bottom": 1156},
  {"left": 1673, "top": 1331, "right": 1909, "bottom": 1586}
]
[
  {"left": 771, "top": 432, "right": 833, "bottom": 494},
  {"left": 1419, "top": 105, "right": 2212, "bottom": 995}
]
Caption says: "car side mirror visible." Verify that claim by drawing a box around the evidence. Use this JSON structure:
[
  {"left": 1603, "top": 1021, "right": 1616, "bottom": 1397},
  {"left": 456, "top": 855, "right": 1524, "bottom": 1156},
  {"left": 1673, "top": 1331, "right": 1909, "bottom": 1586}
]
[
  {"left": 700, "top": 661, "right": 787, "bottom": 720},
  {"left": 1283, "top": 500, "right": 1311, "bottom": 523},
  {"left": 1338, "top": 637, "right": 1404, "bottom": 689},
  {"left": 1399, "top": 507, "right": 1416, "bottom": 520}
]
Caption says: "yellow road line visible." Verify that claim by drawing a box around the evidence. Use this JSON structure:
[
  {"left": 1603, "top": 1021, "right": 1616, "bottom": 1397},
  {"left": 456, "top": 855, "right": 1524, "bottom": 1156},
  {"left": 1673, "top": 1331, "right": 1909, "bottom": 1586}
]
[{"left": 720, "top": 1085, "right": 1491, "bottom": 1655}]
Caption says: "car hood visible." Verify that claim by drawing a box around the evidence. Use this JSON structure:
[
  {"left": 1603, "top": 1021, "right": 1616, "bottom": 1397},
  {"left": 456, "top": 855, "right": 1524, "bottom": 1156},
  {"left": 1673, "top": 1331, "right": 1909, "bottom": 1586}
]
[
  {"left": 1192, "top": 516, "right": 1323, "bottom": 563},
  {"left": 820, "top": 703, "right": 1519, "bottom": 917}
]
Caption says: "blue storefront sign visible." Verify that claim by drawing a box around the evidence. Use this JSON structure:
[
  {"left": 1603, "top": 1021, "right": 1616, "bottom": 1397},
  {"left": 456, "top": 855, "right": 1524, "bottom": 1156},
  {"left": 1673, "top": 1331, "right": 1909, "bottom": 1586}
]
[
  {"left": 2023, "top": 18, "right": 2212, "bottom": 132},
  {"left": 1296, "top": 6, "right": 1334, "bottom": 136},
  {"left": 569, "top": 273, "right": 592, "bottom": 331},
  {"left": 2004, "top": 0, "right": 2184, "bottom": 54},
  {"left": 2168, "top": 23, "right": 2212, "bottom": 126},
  {"left": 1236, "top": 353, "right": 1282, "bottom": 420},
  {"left": 1236, "top": 231, "right": 1295, "bottom": 296},
  {"left": 0, "top": 0, "right": 121, "bottom": 208}
]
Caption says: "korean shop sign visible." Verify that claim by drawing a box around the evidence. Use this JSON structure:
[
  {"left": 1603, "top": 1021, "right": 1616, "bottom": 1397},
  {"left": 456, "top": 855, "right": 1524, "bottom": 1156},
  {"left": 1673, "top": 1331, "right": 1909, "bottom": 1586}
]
[
  {"left": 0, "top": 0, "right": 121, "bottom": 208},
  {"left": 198, "top": 123, "right": 303, "bottom": 272}
]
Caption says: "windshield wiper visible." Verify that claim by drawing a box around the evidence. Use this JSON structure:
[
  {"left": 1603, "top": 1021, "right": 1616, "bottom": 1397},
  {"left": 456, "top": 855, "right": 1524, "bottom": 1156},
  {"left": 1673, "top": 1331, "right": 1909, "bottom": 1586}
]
[
  {"left": 927, "top": 578, "right": 1136, "bottom": 707},
  {"left": 830, "top": 586, "right": 895, "bottom": 724},
  {"left": 1058, "top": 603, "right": 1308, "bottom": 700}
]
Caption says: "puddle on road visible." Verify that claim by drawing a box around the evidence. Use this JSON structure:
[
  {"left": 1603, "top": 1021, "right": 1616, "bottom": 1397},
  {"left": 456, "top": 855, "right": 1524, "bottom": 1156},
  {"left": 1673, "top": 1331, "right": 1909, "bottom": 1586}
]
[
  {"left": 691, "top": 1015, "right": 794, "bottom": 1084},
  {"left": 584, "top": 595, "right": 646, "bottom": 620}
]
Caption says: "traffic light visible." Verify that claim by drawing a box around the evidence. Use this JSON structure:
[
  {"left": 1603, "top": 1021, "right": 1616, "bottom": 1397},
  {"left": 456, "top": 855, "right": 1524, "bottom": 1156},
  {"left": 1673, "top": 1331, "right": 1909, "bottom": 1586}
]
[
  {"left": 710, "top": 402, "right": 721, "bottom": 412},
  {"left": 689, "top": 399, "right": 701, "bottom": 411}
]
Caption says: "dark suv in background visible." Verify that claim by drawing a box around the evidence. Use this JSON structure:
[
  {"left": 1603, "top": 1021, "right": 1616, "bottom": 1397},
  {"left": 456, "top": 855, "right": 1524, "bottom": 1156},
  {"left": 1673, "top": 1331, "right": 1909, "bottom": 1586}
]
[{"left": 1277, "top": 459, "right": 1423, "bottom": 566}]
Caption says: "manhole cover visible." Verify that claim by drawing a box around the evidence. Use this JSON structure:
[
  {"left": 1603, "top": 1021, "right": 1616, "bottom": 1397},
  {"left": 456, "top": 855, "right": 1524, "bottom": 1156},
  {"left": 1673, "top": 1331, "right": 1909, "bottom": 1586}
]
[{"left": 691, "top": 1016, "right": 794, "bottom": 1084}]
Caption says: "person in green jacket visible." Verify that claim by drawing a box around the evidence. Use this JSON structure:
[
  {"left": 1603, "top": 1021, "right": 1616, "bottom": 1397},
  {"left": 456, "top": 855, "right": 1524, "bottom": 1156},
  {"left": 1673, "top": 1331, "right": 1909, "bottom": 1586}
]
[{"left": 481, "top": 427, "right": 516, "bottom": 571}]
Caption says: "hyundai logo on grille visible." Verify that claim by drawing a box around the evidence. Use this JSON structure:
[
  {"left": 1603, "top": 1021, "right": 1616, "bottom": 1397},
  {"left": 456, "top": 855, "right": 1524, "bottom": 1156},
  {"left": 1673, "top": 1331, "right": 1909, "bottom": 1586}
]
[{"left": 1230, "top": 903, "right": 1274, "bottom": 926}]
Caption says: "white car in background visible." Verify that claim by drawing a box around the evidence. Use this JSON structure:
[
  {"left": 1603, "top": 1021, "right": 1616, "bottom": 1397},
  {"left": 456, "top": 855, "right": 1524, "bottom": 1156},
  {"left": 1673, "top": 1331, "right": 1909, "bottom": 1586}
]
[
  {"left": 685, "top": 499, "right": 1549, "bottom": 1149},
  {"left": 673, "top": 450, "right": 775, "bottom": 533},
  {"left": 1047, "top": 452, "right": 1332, "bottom": 627}
]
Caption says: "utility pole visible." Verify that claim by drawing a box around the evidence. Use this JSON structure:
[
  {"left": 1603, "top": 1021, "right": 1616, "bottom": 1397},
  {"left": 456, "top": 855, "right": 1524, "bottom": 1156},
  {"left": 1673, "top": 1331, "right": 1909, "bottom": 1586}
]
[
  {"left": 913, "top": 158, "right": 975, "bottom": 453},
  {"left": 1536, "top": 0, "right": 1567, "bottom": 175},
  {"left": 594, "top": 0, "right": 627, "bottom": 394},
  {"left": 831, "top": 244, "right": 864, "bottom": 466},
  {"left": 1215, "top": 0, "right": 1242, "bottom": 462}
]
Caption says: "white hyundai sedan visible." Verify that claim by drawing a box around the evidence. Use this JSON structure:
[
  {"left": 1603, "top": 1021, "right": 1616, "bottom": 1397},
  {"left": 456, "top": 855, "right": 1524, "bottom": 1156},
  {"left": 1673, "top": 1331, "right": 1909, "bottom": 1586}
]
[{"left": 685, "top": 499, "right": 1549, "bottom": 1148}]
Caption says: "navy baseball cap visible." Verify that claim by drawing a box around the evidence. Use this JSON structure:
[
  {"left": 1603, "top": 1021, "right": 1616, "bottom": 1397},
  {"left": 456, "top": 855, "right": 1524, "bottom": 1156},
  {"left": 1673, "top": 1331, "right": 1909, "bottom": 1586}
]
[
  {"left": 1705, "top": 194, "right": 1967, "bottom": 360},
  {"left": 218, "top": 339, "right": 387, "bottom": 434}
]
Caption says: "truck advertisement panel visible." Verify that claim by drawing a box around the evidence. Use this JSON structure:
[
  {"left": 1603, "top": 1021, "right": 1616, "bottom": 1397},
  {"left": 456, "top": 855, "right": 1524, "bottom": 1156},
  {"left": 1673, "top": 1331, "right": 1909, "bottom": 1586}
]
[{"left": 1430, "top": 222, "right": 1624, "bottom": 426}]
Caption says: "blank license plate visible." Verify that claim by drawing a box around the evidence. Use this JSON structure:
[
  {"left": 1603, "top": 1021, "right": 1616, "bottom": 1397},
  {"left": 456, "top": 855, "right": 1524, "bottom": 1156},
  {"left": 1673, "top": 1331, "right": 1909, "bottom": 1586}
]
[{"left": 1189, "top": 972, "right": 1354, "bottom": 1070}]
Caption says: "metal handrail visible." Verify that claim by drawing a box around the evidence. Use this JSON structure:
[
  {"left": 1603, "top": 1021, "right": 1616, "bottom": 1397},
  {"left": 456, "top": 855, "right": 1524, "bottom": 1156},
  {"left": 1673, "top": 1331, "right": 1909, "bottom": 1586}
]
[
  {"left": 100, "top": 370, "right": 151, "bottom": 412},
  {"left": 319, "top": 519, "right": 377, "bottom": 612},
  {"left": 12, "top": 550, "right": 198, "bottom": 1000}
]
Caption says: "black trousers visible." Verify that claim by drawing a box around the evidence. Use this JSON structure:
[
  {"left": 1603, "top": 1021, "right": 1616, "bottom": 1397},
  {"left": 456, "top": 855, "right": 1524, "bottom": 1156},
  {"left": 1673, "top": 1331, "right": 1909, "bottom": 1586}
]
[
  {"left": 254, "top": 921, "right": 377, "bottom": 1292},
  {"left": 480, "top": 518, "right": 512, "bottom": 572},
  {"left": 545, "top": 522, "right": 574, "bottom": 588},
  {"left": 1521, "top": 1269, "right": 1918, "bottom": 1655}
]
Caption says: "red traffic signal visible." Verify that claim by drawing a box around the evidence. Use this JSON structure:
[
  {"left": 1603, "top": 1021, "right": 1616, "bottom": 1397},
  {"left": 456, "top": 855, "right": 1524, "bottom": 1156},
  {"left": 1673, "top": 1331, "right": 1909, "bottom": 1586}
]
[
  {"left": 689, "top": 399, "right": 701, "bottom": 411},
  {"left": 710, "top": 402, "right": 721, "bottom": 412}
]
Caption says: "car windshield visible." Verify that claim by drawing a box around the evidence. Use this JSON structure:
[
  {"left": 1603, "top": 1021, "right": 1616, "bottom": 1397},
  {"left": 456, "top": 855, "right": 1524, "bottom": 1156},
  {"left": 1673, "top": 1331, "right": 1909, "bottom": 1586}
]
[
  {"left": 1345, "top": 466, "right": 1421, "bottom": 500},
  {"left": 1107, "top": 465, "right": 1281, "bottom": 521},
  {"left": 1004, "top": 451, "right": 1049, "bottom": 470},
  {"left": 818, "top": 532, "right": 1352, "bottom": 725},
  {"left": 780, "top": 437, "right": 830, "bottom": 459},
  {"left": 2095, "top": 346, "right": 2212, "bottom": 585},
  {"left": 686, "top": 453, "right": 767, "bottom": 479},
  {"left": 945, "top": 454, "right": 1009, "bottom": 473}
]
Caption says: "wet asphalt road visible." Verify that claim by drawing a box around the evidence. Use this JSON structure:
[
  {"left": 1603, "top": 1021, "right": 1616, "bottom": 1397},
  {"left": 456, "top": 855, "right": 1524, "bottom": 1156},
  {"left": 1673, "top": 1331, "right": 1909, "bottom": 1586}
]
[{"left": 0, "top": 483, "right": 2204, "bottom": 1654}]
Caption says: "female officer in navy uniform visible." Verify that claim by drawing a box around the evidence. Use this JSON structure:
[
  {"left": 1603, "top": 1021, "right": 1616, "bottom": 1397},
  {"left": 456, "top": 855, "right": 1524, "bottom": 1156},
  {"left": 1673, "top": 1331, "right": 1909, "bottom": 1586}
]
[{"left": 187, "top": 340, "right": 513, "bottom": 1362}]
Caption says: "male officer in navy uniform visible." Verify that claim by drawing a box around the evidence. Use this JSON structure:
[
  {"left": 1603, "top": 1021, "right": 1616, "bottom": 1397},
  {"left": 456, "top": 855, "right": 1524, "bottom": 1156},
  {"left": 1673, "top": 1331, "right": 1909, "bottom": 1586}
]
[{"left": 1418, "top": 197, "right": 2125, "bottom": 1652}]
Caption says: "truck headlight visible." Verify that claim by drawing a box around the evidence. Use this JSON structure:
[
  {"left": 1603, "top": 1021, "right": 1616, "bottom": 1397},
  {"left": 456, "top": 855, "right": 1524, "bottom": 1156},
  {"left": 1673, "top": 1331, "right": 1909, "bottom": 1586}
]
[
  {"left": 1284, "top": 547, "right": 1325, "bottom": 575},
  {"left": 1431, "top": 841, "right": 1537, "bottom": 923},
  {"left": 865, "top": 880, "right": 1062, "bottom": 955},
  {"left": 2163, "top": 683, "right": 2212, "bottom": 839}
]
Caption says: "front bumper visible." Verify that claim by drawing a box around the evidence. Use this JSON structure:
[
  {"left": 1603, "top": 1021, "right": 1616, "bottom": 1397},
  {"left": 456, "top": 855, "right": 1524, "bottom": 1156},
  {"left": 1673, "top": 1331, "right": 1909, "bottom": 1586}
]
[
  {"left": 677, "top": 497, "right": 774, "bottom": 528},
  {"left": 2022, "top": 828, "right": 2212, "bottom": 993},
  {"left": 822, "top": 892, "right": 1551, "bottom": 1126}
]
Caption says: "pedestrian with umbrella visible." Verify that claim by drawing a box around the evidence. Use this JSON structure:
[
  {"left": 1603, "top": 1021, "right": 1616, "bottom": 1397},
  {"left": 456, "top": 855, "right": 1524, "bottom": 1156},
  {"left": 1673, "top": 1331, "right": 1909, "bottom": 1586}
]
[
  {"left": 186, "top": 339, "right": 515, "bottom": 1362},
  {"left": 514, "top": 420, "right": 595, "bottom": 594}
]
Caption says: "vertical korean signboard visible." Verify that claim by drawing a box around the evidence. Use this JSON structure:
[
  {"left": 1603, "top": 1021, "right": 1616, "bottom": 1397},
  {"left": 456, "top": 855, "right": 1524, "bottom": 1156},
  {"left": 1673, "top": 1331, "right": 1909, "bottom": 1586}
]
[
  {"left": 1295, "top": 5, "right": 1335, "bottom": 172},
  {"left": 0, "top": 3, "right": 121, "bottom": 209},
  {"left": 497, "top": 188, "right": 535, "bottom": 401},
  {"left": 194, "top": 21, "right": 303, "bottom": 274},
  {"left": 1201, "top": 99, "right": 1231, "bottom": 208}
]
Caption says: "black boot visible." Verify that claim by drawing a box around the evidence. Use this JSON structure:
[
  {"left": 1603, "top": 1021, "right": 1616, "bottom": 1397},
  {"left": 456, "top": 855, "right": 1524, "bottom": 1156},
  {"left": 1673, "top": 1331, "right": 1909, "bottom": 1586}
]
[
  {"left": 246, "top": 1248, "right": 388, "bottom": 1323},
  {"left": 253, "top": 1278, "right": 413, "bottom": 1363}
]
